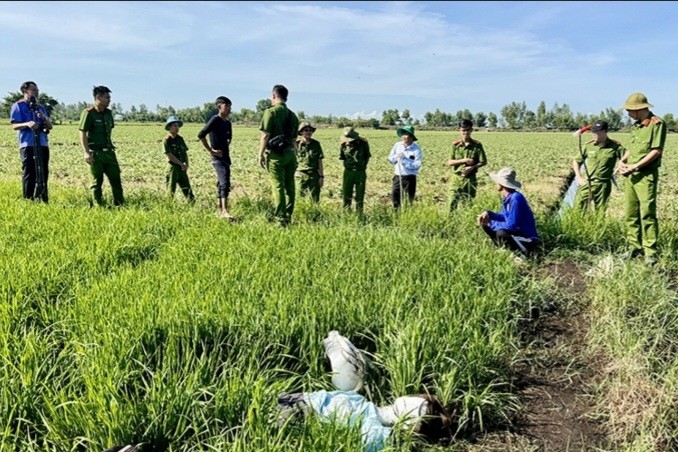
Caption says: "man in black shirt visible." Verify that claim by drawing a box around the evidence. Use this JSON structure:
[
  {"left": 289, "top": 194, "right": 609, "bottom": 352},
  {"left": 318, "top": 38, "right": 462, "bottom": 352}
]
[{"left": 199, "top": 96, "right": 235, "bottom": 219}]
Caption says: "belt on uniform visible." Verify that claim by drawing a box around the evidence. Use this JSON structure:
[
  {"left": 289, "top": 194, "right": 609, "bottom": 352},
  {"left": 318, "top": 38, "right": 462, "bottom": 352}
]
[{"left": 92, "top": 147, "right": 113, "bottom": 152}]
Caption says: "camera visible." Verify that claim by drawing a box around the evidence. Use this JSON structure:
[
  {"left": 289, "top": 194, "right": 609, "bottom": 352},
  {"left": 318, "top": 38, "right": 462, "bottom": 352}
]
[
  {"left": 27, "top": 96, "right": 49, "bottom": 135},
  {"left": 28, "top": 96, "right": 39, "bottom": 112}
]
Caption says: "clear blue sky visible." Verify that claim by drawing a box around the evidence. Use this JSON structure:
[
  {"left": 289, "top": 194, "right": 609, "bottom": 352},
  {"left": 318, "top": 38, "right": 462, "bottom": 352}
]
[{"left": 1, "top": 1, "right": 675, "bottom": 120}]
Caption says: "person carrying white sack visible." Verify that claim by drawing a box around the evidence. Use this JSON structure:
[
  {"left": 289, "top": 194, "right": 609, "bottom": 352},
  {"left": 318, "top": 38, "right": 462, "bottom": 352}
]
[{"left": 277, "top": 331, "right": 454, "bottom": 451}]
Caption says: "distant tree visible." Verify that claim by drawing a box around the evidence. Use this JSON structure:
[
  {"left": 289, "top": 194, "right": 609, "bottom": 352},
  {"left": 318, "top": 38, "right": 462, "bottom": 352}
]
[
  {"left": 297, "top": 110, "right": 306, "bottom": 120},
  {"left": 523, "top": 110, "right": 536, "bottom": 129},
  {"left": 536, "top": 101, "right": 547, "bottom": 127},
  {"left": 500, "top": 101, "right": 527, "bottom": 129},
  {"left": 401, "top": 109, "right": 411, "bottom": 125},
  {"left": 662, "top": 113, "right": 676, "bottom": 132},
  {"left": 256, "top": 98, "right": 272, "bottom": 113},
  {"left": 201, "top": 101, "right": 218, "bottom": 123},
  {"left": 474, "top": 112, "right": 487, "bottom": 128},
  {"left": 551, "top": 102, "right": 575, "bottom": 130},
  {"left": 424, "top": 108, "right": 453, "bottom": 127},
  {"left": 600, "top": 107, "right": 623, "bottom": 131},
  {"left": 380, "top": 109, "right": 399, "bottom": 126},
  {"left": 238, "top": 108, "right": 257, "bottom": 124},
  {"left": 487, "top": 112, "right": 498, "bottom": 128},
  {"left": 1, "top": 91, "right": 59, "bottom": 118}
]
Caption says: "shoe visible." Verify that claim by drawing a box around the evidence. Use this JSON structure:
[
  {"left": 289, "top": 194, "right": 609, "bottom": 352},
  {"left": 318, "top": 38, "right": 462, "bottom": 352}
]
[{"left": 644, "top": 256, "right": 658, "bottom": 266}]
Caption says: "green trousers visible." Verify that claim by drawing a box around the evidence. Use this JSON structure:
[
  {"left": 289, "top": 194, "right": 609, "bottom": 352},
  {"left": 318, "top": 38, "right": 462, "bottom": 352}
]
[
  {"left": 450, "top": 174, "right": 477, "bottom": 211},
  {"left": 624, "top": 169, "right": 658, "bottom": 257},
  {"left": 575, "top": 180, "right": 612, "bottom": 212},
  {"left": 296, "top": 172, "right": 321, "bottom": 203},
  {"left": 91, "top": 150, "right": 124, "bottom": 206},
  {"left": 267, "top": 150, "right": 297, "bottom": 224},
  {"left": 342, "top": 169, "right": 366, "bottom": 212},
  {"left": 166, "top": 165, "right": 194, "bottom": 201}
]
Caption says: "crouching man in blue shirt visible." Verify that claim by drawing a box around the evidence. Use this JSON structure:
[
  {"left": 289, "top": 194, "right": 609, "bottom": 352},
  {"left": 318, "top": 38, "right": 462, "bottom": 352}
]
[{"left": 477, "top": 167, "right": 540, "bottom": 257}]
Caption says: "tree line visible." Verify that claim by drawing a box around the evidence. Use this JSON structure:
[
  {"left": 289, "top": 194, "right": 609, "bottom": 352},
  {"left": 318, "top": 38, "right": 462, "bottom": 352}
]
[{"left": 1, "top": 91, "right": 676, "bottom": 132}]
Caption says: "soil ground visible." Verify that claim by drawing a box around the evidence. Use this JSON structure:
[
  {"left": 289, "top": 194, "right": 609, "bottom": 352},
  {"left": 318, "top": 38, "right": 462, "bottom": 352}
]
[{"left": 461, "top": 258, "right": 609, "bottom": 451}]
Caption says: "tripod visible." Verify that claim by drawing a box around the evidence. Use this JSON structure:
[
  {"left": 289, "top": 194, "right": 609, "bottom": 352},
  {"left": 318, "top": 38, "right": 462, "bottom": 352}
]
[{"left": 28, "top": 98, "right": 48, "bottom": 202}]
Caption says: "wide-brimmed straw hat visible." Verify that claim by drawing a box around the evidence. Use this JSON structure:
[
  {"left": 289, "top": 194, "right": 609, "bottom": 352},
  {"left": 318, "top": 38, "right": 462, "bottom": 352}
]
[
  {"left": 489, "top": 167, "right": 522, "bottom": 190},
  {"left": 165, "top": 116, "right": 183, "bottom": 131},
  {"left": 622, "top": 92, "right": 653, "bottom": 110},
  {"left": 396, "top": 125, "right": 417, "bottom": 141},
  {"left": 340, "top": 126, "right": 360, "bottom": 143}
]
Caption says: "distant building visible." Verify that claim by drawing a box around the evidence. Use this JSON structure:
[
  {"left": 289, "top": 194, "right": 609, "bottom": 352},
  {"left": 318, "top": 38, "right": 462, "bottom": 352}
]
[{"left": 114, "top": 114, "right": 125, "bottom": 122}]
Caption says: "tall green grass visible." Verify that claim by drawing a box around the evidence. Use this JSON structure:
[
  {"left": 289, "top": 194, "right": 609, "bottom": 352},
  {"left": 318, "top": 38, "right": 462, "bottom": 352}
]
[{"left": 0, "top": 183, "right": 533, "bottom": 450}]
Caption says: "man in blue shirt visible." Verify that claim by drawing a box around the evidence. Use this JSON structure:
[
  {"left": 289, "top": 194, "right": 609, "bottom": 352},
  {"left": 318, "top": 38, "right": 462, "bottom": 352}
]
[
  {"left": 10, "top": 81, "right": 53, "bottom": 202},
  {"left": 477, "top": 167, "right": 540, "bottom": 256}
]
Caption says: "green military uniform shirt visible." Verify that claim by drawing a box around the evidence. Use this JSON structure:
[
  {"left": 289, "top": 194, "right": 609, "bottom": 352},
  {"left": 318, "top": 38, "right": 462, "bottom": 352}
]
[
  {"left": 450, "top": 138, "right": 487, "bottom": 177},
  {"left": 296, "top": 138, "right": 324, "bottom": 174},
  {"left": 575, "top": 138, "right": 625, "bottom": 181},
  {"left": 260, "top": 102, "right": 299, "bottom": 150},
  {"left": 627, "top": 114, "right": 666, "bottom": 172},
  {"left": 79, "top": 107, "right": 114, "bottom": 150},
  {"left": 340, "top": 139, "right": 371, "bottom": 171},
  {"left": 164, "top": 134, "right": 189, "bottom": 166}
]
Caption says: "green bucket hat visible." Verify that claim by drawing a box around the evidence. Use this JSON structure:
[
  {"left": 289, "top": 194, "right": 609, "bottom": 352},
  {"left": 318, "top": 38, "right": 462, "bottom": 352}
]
[
  {"left": 298, "top": 121, "right": 317, "bottom": 133},
  {"left": 396, "top": 125, "right": 417, "bottom": 141},
  {"left": 622, "top": 92, "right": 653, "bottom": 110},
  {"left": 340, "top": 126, "right": 360, "bottom": 143}
]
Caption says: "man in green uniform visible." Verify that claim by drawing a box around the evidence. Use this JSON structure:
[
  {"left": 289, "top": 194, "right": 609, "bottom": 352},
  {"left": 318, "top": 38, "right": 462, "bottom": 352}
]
[
  {"left": 163, "top": 116, "right": 195, "bottom": 202},
  {"left": 339, "top": 127, "right": 371, "bottom": 214},
  {"left": 617, "top": 92, "right": 666, "bottom": 265},
  {"left": 295, "top": 121, "right": 324, "bottom": 203},
  {"left": 447, "top": 119, "right": 487, "bottom": 211},
  {"left": 79, "top": 85, "right": 124, "bottom": 206},
  {"left": 258, "top": 85, "right": 299, "bottom": 226},
  {"left": 572, "top": 120, "right": 625, "bottom": 212}
]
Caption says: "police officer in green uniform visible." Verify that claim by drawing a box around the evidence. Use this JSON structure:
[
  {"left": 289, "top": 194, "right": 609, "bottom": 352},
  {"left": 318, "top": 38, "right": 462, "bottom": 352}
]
[
  {"left": 447, "top": 119, "right": 487, "bottom": 211},
  {"left": 163, "top": 116, "right": 195, "bottom": 202},
  {"left": 572, "top": 120, "right": 625, "bottom": 212},
  {"left": 79, "top": 85, "right": 124, "bottom": 206},
  {"left": 339, "top": 127, "right": 371, "bottom": 213},
  {"left": 617, "top": 92, "right": 666, "bottom": 265},
  {"left": 258, "top": 85, "right": 299, "bottom": 226},
  {"left": 295, "top": 121, "right": 324, "bottom": 203}
]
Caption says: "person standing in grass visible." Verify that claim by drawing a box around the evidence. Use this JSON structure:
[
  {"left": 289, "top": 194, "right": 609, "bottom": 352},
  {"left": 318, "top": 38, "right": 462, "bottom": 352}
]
[
  {"left": 258, "top": 85, "right": 299, "bottom": 226},
  {"left": 199, "top": 96, "right": 235, "bottom": 220},
  {"left": 447, "top": 119, "right": 487, "bottom": 211},
  {"left": 163, "top": 116, "right": 195, "bottom": 203},
  {"left": 339, "top": 126, "right": 371, "bottom": 214},
  {"left": 477, "top": 167, "right": 540, "bottom": 257},
  {"left": 617, "top": 92, "right": 666, "bottom": 265},
  {"left": 295, "top": 121, "right": 324, "bottom": 203},
  {"left": 10, "top": 81, "right": 53, "bottom": 203},
  {"left": 387, "top": 125, "right": 423, "bottom": 209},
  {"left": 79, "top": 85, "right": 124, "bottom": 207},
  {"left": 572, "top": 120, "right": 625, "bottom": 212}
]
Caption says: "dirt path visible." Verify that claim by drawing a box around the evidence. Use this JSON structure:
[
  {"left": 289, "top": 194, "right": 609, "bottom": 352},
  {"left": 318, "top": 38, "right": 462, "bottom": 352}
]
[{"left": 466, "top": 258, "right": 608, "bottom": 451}]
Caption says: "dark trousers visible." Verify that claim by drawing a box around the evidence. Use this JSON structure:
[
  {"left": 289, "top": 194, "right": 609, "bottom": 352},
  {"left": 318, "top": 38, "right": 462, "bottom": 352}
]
[
  {"left": 482, "top": 226, "right": 540, "bottom": 256},
  {"left": 392, "top": 175, "right": 416, "bottom": 208},
  {"left": 90, "top": 150, "right": 124, "bottom": 206},
  {"left": 166, "top": 165, "right": 195, "bottom": 201},
  {"left": 20, "top": 146, "right": 49, "bottom": 202},
  {"left": 212, "top": 159, "right": 231, "bottom": 199}
]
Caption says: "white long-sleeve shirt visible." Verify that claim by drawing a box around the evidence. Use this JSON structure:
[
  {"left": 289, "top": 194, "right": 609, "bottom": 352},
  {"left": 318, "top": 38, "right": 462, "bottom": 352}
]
[{"left": 387, "top": 141, "right": 423, "bottom": 176}]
